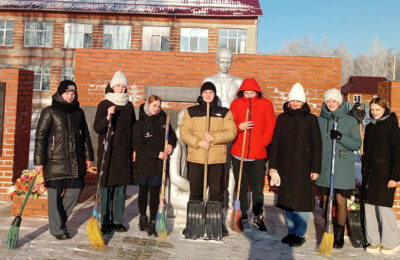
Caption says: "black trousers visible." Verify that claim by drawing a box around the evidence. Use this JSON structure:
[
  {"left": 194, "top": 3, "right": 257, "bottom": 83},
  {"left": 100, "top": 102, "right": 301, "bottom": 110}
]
[
  {"left": 138, "top": 185, "right": 160, "bottom": 222},
  {"left": 187, "top": 162, "right": 224, "bottom": 202},
  {"left": 232, "top": 157, "right": 266, "bottom": 216}
]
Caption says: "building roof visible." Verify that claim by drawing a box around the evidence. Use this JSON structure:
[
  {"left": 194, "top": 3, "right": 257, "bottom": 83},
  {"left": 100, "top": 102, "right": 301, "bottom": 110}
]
[
  {"left": 0, "top": 0, "right": 262, "bottom": 16},
  {"left": 341, "top": 76, "right": 387, "bottom": 94}
]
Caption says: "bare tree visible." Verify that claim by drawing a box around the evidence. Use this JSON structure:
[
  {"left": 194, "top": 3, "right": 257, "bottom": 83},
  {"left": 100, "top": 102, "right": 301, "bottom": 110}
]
[{"left": 332, "top": 43, "right": 354, "bottom": 84}]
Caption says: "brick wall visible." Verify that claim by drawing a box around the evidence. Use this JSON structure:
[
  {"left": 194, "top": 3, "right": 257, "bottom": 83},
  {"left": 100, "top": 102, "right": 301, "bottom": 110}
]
[
  {"left": 0, "top": 68, "right": 34, "bottom": 201},
  {"left": 377, "top": 81, "right": 400, "bottom": 218}
]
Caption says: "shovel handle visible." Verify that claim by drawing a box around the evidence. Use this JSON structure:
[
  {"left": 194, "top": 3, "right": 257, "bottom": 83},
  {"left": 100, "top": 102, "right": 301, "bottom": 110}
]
[
  {"left": 236, "top": 109, "right": 250, "bottom": 200},
  {"left": 203, "top": 102, "right": 210, "bottom": 201}
]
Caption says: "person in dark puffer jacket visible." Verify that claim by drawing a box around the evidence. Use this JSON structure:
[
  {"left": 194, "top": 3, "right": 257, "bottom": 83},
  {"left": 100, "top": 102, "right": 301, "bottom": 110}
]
[
  {"left": 34, "top": 80, "right": 94, "bottom": 240},
  {"left": 362, "top": 97, "right": 400, "bottom": 255},
  {"left": 94, "top": 71, "right": 136, "bottom": 234},
  {"left": 133, "top": 95, "right": 177, "bottom": 236}
]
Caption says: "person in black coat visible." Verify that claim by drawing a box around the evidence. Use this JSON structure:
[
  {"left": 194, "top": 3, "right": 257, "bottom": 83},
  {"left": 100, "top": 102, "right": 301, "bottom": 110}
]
[
  {"left": 133, "top": 95, "right": 177, "bottom": 236},
  {"left": 93, "top": 71, "right": 136, "bottom": 233},
  {"left": 269, "top": 83, "right": 322, "bottom": 247},
  {"left": 34, "top": 80, "right": 94, "bottom": 240},
  {"left": 362, "top": 97, "right": 400, "bottom": 255}
]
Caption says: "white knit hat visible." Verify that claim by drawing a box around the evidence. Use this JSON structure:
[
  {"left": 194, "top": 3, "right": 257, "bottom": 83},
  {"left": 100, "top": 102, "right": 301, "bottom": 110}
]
[
  {"left": 324, "top": 88, "right": 343, "bottom": 105},
  {"left": 288, "top": 83, "right": 306, "bottom": 102},
  {"left": 110, "top": 71, "right": 127, "bottom": 88}
]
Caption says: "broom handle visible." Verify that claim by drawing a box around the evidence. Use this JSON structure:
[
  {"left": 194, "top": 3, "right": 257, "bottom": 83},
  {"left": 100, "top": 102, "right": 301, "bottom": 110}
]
[
  {"left": 236, "top": 109, "right": 250, "bottom": 201},
  {"left": 327, "top": 120, "right": 338, "bottom": 224},
  {"left": 359, "top": 124, "right": 363, "bottom": 156},
  {"left": 203, "top": 102, "right": 210, "bottom": 201},
  {"left": 94, "top": 113, "right": 113, "bottom": 209},
  {"left": 18, "top": 175, "right": 38, "bottom": 216},
  {"left": 160, "top": 110, "right": 170, "bottom": 202}
]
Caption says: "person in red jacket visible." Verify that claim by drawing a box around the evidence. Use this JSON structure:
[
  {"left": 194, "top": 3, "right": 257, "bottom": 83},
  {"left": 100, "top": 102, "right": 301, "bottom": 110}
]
[{"left": 230, "top": 78, "right": 276, "bottom": 230}]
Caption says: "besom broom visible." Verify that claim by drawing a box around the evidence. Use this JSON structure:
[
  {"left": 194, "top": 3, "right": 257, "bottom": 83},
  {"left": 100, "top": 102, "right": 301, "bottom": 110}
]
[
  {"left": 5, "top": 174, "right": 37, "bottom": 249},
  {"left": 87, "top": 114, "right": 114, "bottom": 250},
  {"left": 230, "top": 109, "right": 249, "bottom": 233},
  {"left": 318, "top": 120, "right": 338, "bottom": 255},
  {"left": 155, "top": 110, "right": 170, "bottom": 238}
]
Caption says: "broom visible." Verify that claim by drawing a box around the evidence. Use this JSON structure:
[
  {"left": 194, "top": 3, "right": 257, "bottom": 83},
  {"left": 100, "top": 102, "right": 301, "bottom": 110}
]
[
  {"left": 318, "top": 121, "right": 338, "bottom": 255},
  {"left": 87, "top": 114, "right": 114, "bottom": 250},
  {"left": 5, "top": 174, "right": 37, "bottom": 249},
  {"left": 230, "top": 109, "right": 250, "bottom": 233},
  {"left": 156, "top": 110, "right": 170, "bottom": 238}
]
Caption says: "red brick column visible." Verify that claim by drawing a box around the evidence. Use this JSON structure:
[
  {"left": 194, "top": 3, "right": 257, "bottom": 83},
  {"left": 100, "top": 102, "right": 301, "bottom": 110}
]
[
  {"left": 0, "top": 68, "right": 34, "bottom": 201},
  {"left": 378, "top": 81, "right": 400, "bottom": 219}
]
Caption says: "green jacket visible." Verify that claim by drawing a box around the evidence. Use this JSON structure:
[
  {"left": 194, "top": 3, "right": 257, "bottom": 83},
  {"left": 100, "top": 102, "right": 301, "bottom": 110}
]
[{"left": 316, "top": 103, "right": 361, "bottom": 190}]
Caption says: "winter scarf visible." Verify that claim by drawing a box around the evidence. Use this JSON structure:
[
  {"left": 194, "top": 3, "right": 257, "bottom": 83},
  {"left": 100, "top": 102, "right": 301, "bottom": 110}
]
[{"left": 51, "top": 92, "right": 80, "bottom": 113}]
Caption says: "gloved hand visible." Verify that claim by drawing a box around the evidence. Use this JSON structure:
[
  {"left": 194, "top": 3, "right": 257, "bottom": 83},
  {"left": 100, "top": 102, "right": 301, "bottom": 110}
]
[
  {"left": 330, "top": 129, "right": 342, "bottom": 140},
  {"left": 269, "top": 169, "right": 281, "bottom": 187}
]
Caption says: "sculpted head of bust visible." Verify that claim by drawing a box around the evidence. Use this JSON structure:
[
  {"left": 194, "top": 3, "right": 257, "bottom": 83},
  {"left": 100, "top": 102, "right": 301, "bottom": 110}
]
[{"left": 216, "top": 48, "right": 233, "bottom": 75}]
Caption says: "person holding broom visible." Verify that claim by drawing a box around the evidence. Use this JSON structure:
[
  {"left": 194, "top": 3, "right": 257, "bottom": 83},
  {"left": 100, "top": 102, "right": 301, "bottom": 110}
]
[
  {"left": 94, "top": 71, "right": 136, "bottom": 234},
  {"left": 180, "top": 82, "right": 237, "bottom": 237},
  {"left": 229, "top": 78, "right": 276, "bottom": 231},
  {"left": 362, "top": 97, "right": 400, "bottom": 255},
  {"left": 34, "top": 80, "right": 94, "bottom": 240},
  {"left": 133, "top": 95, "right": 177, "bottom": 236},
  {"left": 316, "top": 88, "right": 361, "bottom": 249},
  {"left": 268, "top": 83, "right": 322, "bottom": 247}
]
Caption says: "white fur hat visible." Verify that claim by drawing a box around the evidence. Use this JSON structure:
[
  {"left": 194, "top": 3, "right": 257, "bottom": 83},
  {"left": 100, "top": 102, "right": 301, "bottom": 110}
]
[
  {"left": 324, "top": 88, "right": 343, "bottom": 105},
  {"left": 110, "top": 71, "right": 127, "bottom": 88},
  {"left": 288, "top": 83, "right": 306, "bottom": 103}
]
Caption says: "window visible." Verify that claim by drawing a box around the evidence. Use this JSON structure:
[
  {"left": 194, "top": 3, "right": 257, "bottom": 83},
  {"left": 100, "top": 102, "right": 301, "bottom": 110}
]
[
  {"left": 64, "top": 23, "right": 92, "bottom": 48},
  {"left": 24, "top": 65, "right": 51, "bottom": 90},
  {"left": 180, "top": 28, "right": 208, "bottom": 53},
  {"left": 61, "top": 66, "right": 74, "bottom": 81},
  {"left": 142, "top": 26, "right": 170, "bottom": 51},
  {"left": 353, "top": 95, "right": 362, "bottom": 103},
  {"left": 218, "top": 29, "right": 247, "bottom": 54},
  {"left": 0, "top": 21, "right": 13, "bottom": 46},
  {"left": 24, "top": 22, "right": 53, "bottom": 47},
  {"left": 103, "top": 25, "right": 131, "bottom": 49}
]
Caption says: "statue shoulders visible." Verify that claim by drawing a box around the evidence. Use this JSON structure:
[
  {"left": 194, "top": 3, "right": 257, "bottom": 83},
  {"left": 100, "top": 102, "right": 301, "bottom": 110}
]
[{"left": 202, "top": 74, "right": 219, "bottom": 84}]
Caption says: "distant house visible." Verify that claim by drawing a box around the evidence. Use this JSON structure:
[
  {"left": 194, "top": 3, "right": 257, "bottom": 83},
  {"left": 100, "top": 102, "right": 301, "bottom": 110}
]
[
  {"left": 341, "top": 76, "right": 387, "bottom": 104},
  {"left": 0, "top": 0, "right": 262, "bottom": 105}
]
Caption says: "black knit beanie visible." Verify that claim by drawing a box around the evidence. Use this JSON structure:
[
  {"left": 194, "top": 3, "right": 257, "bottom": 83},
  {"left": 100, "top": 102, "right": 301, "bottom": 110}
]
[
  {"left": 58, "top": 80, "right": 77, "bottom": 95},
  {"left": 200, "top": 81, "right": 216, "bottom": 94}
]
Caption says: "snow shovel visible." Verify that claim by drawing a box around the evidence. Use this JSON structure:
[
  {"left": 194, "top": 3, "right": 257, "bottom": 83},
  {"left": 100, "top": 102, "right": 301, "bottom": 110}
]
[{"left": 318, "top": 120, "right": 338, "bottom": 255}]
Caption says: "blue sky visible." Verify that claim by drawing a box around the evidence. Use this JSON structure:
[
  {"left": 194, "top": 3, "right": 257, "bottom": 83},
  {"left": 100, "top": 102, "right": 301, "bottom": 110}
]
[{"left": 257, "top": 0, "right": 399, "bottom": 56}]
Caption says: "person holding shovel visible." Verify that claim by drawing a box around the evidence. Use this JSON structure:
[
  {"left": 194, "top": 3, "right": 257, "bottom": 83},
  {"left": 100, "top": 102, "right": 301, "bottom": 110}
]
[
  {"left": 133, "top": 95, "right": 177, "bottom": 236},
  {"left": 316, "top": 88, "right": 361, "bottom": 249},
  {"left": 230, "top": 78, "right": 276, "bottom": 231},
  {"left": 180, "top": 82, "right": 237, "bottom": 237},
  {"left": 362, "top": 97, "right": 400, "bottom": 255},
  {"left": 94, "top": 71, "right": 136, "bottom": 234},
  {"left": 268, "top": 83, "right": 322, "bottom": 247},
  {"left": 34, "top": 80, "right": 94, "bottom": 240}
]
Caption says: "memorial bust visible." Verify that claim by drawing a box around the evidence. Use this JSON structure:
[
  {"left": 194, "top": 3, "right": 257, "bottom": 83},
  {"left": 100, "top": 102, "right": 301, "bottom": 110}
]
[{"left": 203, "top": 48, "right": 243, "bottom": 108}]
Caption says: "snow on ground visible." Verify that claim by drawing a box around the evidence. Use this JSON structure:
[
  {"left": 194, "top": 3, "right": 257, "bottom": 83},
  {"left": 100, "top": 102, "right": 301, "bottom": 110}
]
[{"left": 1, "top": 186, "right": 399, "bottom": 260}]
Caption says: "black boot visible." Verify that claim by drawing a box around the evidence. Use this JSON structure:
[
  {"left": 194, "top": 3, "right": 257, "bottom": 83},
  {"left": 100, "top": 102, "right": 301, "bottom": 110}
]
[
  {"left": 222, "top": 222, "right": 229, "bottom": 237},
  {"left": 147, "top": 221, "right": 157, "bottom": 237},
  {"left": 333, "top": 224, "right": 345, "bottom": 248},
  {"left": 253, "top": 215, "right": 267, "bottom": 232},
  {"left": 138, "top": 215, "right": 148, "bottom": 231}
]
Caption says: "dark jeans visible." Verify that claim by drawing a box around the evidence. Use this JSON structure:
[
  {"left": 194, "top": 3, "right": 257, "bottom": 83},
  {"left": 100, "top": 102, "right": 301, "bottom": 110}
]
[
  {"left": 138, "top": 185, "right": 160, "bottom": 222},
  {"left": 187, "top": 162, "right": 224, "bottom": 202},
  {"left": 232, "top": 157, "right": 266, "bottom": 216},
  {"left": 100, "top": 185, "right": 126, "bottom": 225}
]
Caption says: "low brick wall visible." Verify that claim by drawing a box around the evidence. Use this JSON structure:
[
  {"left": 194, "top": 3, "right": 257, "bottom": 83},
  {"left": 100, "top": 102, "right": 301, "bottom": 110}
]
[{"left": 12, "top": 196, "right": 48, "bottom": 218}]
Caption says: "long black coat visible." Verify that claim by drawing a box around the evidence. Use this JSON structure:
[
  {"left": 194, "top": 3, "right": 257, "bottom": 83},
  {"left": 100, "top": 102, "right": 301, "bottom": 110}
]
[
  {"left": 34, "top": 93, "right": 94, "bottom": 182},
  {"left": 362, "top": 111, "right": 400, "bottom": 207},
  {"left": 269, "top": 102, "right": 322, "bottom": 212},
  {"left": 133, "top": 105, "right": 177, "bottom": 179},
  {"left": 94, "top": 99, "right": 136, "bottom": 187}
]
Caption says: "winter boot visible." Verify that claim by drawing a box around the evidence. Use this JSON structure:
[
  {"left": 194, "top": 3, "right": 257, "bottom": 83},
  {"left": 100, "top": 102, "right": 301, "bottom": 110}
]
[
  {"left": 138, "top": 215, "right": 148, "bottom": 231},
  {"left": 147, "top": 221, "right": 157, "bottom": 237},
  {"left": 222, "top": 222, "right": 229, "bottom": 237},
  {"left": 289, "top": 235, "right": 306, "bottom": 247},
  {"left": 253, "top": 215, "right": 267, "bottom": 232},
  {"left": 333, "top": 224, "right": 345, "bottom": 248},
  {"left": 281, "top": 234, "right": 296, "bottom": 244}
]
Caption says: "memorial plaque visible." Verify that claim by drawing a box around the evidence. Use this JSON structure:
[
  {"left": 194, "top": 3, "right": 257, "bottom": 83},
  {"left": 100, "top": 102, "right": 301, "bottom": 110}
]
[
  {"left": 0, "top": 82, "right": 5, "bottom": 156},
  {"left": 145, "top": 86, "right": 199, "bottom": 103}
]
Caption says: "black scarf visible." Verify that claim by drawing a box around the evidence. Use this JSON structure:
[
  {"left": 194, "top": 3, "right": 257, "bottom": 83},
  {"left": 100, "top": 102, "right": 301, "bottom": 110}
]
[{"left": 51, "top": 93, "right": 80, "bottom": 113}]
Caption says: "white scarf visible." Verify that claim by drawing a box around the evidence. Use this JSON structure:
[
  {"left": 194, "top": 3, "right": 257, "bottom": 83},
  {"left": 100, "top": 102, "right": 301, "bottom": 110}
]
[{"left": 105, "top": 93, "right": 129, "bottom": 106}]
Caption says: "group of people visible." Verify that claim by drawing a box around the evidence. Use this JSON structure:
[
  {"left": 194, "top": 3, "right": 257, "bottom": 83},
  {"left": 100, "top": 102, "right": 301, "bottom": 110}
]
[{"left": 33, "top": 59, "right": 400, "bottom": 256}]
